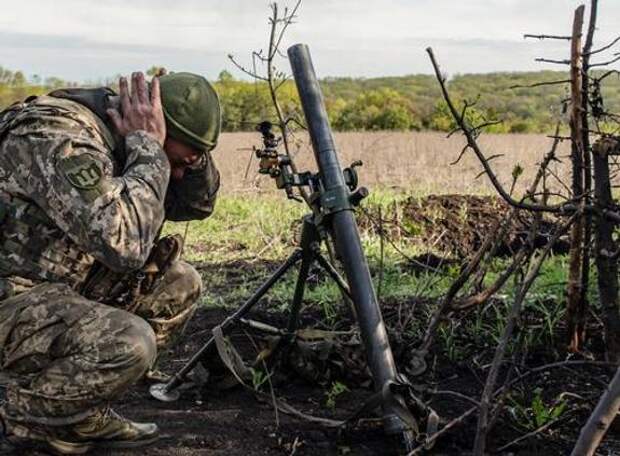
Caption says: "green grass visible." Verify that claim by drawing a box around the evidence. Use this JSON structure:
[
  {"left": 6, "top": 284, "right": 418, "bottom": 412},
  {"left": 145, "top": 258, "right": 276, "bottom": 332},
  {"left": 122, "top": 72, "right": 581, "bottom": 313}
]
[
  {"left": 165, "top": 190, "right": 592, "bottom": 365},
  {"left": 164, "top": 190, "right": 459, "bottom": 312},
  {"left": 164, "top": 194, "right": 306, "bottom": 263}
]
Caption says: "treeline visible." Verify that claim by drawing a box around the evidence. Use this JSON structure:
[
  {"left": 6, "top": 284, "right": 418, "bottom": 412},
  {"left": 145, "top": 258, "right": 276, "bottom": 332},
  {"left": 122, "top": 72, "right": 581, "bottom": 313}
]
[
  {"left": 1, "top": 65, "right": 619, "bottom": 134},
  {"left": 216, "top": 70, "right": 620, "bottom": 134},
  {"left": 0, "top": 66, "right": 79, "bottom": 109}
]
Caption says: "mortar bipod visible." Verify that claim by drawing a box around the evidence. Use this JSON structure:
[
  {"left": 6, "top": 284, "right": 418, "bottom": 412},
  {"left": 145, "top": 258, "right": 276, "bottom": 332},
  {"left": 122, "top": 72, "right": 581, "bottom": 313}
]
[{"left": 149, "top": 215, "right": 351, "bottom": 402}]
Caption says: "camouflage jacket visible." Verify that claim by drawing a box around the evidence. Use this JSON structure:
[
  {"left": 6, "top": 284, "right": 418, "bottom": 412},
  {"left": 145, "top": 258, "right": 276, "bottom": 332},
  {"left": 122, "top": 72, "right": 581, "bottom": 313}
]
[{"left": 0, "top": 92, "right": 219, "bottom": 297}]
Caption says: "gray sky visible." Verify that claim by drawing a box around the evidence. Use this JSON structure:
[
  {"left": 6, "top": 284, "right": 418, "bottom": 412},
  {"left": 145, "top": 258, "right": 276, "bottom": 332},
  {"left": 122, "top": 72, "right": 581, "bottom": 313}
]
[{"left": 0, "top": 0, "right": 618, "bottom": 82}]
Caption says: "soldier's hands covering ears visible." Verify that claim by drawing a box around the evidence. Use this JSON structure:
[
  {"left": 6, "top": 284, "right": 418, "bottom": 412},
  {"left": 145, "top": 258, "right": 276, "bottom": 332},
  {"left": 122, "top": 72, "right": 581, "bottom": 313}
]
[{"left": 107, "top": 72, "right": 167, "bottom": 147}]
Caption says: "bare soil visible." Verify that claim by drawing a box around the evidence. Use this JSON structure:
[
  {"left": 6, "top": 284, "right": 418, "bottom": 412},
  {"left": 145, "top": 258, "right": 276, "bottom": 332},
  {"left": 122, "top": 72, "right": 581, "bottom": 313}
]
[{"left": 94, "top": 300, "right": 618, "bottom": 456}]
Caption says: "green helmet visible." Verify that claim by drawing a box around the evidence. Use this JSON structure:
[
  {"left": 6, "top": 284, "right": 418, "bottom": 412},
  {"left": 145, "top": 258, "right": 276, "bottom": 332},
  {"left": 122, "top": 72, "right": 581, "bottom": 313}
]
[{"left": 159, "top": 72, "right": 221, "bottom": 153}]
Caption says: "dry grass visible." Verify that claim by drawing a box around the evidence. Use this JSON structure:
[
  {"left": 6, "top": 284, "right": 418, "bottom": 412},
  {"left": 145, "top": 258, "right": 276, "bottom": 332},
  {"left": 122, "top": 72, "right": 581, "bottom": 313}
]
[{"left": 213, "top": 131, "right": 572, "bottom": 197}]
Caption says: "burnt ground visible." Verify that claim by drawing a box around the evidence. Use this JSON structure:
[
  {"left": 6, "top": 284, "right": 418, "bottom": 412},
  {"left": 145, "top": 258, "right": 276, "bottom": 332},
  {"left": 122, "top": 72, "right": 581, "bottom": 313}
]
[
  {"left": 98, "top": 302, "right": 618, "bottom": 456},
  {"left": 112, "top": 307, "right": 407, "bottom": 456}
]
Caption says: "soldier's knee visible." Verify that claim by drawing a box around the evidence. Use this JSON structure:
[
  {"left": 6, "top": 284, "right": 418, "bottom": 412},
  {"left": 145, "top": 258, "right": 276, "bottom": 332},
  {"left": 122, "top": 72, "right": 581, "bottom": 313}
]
[
  {"left": 120, "top": 313, "right": 157, "bottom": 374},
  {"left": 165, "top": 261, "right": 202, "bottom": 302}
]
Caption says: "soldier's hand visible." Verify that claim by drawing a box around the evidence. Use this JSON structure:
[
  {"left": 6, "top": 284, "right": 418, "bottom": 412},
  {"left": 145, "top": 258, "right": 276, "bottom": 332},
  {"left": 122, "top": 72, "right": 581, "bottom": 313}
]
[{"left": 107, "top": 72, "right": 166, "bottom": 147}]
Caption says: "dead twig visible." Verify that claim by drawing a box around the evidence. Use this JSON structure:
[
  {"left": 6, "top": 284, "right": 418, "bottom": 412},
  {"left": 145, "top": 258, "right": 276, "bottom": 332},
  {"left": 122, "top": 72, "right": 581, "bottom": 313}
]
[
  {"left": 535, "top": 57, "right": 571, "bottom": 65},
  {"left": 430, "top": 390, "right": 481, "bottom": 407},
  {"left": 509, "top": 79, "right": 571, "bottom": 90},
  {"left": 407, "top": 406, "right": 477, "bottom": 456},
  {"left": 590, "top": 54, "right": 620, "bottom": 67},
  {"left": 571, "top": 366, "right": 620, "bottom": 456},
  {"left": 524, "top": 33, "right": 572, "bottom": 40},
  {"left": 585, "top": 35, "right": 620, "bottom": 56},
  {"left": 497, "top": 415, "right": 568, "bottom": 452}
]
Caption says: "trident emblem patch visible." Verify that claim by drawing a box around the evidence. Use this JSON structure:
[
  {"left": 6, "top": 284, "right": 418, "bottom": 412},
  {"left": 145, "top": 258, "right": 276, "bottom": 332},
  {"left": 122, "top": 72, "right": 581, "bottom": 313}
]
[{"left": 60, "top": 154, "right": 103, "bottom": 190}]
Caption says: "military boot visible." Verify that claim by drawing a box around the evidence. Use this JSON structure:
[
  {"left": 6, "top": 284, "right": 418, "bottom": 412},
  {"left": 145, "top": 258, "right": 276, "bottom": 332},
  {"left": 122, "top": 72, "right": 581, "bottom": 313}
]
[{"left": 6, "top": 406, "right": 159, "bottom": 455}]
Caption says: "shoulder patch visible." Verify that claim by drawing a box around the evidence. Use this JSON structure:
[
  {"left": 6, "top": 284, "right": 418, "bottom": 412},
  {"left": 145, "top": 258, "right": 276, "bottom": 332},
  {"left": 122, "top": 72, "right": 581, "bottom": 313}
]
[{"left": 59, "top": 154, "right": 103, "bottom": 190}]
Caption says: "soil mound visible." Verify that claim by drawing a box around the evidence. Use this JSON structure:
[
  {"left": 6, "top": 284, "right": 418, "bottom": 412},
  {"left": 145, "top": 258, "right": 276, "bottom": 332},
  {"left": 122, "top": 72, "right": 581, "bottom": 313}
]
[{"left": 359, "top": 194, "right": 567, "bottom": 258}]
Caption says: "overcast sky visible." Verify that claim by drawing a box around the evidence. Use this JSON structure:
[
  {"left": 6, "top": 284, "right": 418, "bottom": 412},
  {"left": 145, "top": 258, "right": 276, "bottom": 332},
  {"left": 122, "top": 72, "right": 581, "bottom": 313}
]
[{"left": 0, "top": 0, "right": 618, "bottom": 82}]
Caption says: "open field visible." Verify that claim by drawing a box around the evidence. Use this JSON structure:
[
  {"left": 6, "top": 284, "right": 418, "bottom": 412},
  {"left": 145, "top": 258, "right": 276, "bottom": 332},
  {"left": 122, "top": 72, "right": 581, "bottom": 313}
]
[{"left": 214, "top": 131, "right": 571, "bottom": 196}]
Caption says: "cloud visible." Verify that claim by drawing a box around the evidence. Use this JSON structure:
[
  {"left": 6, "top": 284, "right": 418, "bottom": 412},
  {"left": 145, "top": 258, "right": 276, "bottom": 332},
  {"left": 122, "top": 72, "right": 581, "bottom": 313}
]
[{"left": 0, "top": 0, "right": 618, "bottom": 80}]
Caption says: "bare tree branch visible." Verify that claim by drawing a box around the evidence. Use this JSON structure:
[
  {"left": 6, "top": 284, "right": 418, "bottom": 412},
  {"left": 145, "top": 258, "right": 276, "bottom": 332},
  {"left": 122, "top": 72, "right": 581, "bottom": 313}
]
[
  {"left": 227, "top": 54, "right": 269, "bottom": 81},
  {"left": 585, "top": 35, "right": 620, "bottom": 56},
  {"left": 524, "top": 33, "right": 572, "bottom": 40},
  {"left": 509, "top": 79, "right": 571, "bottom": 90},
  {"left": 590, "top": 54, "right": 620, "bottom": 67},
  {"left": 535, "top": 57, "right": 571, "bottom": 65},
  {"left": 426, "top": 46, "right": 620, "bottom": 224}
]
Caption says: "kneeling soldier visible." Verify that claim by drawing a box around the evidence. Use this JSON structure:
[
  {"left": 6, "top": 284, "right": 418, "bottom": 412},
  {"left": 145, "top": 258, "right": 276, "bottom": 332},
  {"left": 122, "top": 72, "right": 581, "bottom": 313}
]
[{"left": 0, "top": 71, "right": 221, "bottom": 454}]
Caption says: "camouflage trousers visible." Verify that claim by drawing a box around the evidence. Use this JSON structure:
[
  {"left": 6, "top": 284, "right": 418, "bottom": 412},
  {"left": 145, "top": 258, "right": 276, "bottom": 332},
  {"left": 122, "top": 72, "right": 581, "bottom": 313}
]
[{"left": 0, "top": 260, "right": 201, "bottom": 428}]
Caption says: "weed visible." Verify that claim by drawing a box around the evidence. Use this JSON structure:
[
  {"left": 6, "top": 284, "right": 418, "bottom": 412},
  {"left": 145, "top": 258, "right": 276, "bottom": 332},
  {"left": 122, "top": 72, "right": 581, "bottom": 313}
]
[
  {"left": 250, "top": 367, "right": 269, "bottom": 392},
  {"left": 325, "top": 381, "right": 349, "bottom": 410},
  {"left": 437, "top": 323, "right": 463, "bottom": 361},
  {"left": 508, "top": 388, "right": 567, "bottom": 431}
]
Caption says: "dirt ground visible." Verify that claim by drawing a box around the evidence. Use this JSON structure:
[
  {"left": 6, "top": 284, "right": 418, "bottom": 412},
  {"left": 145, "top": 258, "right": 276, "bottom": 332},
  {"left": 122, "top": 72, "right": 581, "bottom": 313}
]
[
  {"left": 91, "top": 303, "right": 617, "bottom": 456},
  {"left": 8, "top": 305, "right": 618, "bottom": 456},
  {"left": 91, "top": 307, "right": 408, "bottom": 456}
]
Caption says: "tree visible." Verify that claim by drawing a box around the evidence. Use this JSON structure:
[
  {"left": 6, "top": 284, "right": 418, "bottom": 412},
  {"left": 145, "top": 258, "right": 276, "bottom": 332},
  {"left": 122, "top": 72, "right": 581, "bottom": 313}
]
[
  {"left": 217, "top": 70, "right": 235, "bottom": 83},
  {"left": 146, "top": 66, "right": 166, "bottom": 77}
]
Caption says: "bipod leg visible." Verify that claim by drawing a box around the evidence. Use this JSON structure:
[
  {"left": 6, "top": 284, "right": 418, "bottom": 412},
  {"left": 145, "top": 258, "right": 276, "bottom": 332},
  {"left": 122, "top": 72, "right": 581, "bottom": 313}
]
[
  {"left": 150, "top": 249, "right": 304, "bottom": 402},
  {"left": 315, "top": 253, "right": 352, "bottom": 300},
  {"left": 286, "top": 215, "right": 323, "bottom": 332},
  {"left": 287, "top": 252, "right": 312, "bottom": 332}
]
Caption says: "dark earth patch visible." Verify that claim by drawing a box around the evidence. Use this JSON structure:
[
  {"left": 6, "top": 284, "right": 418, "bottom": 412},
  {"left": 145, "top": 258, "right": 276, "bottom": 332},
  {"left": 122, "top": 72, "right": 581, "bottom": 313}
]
[{"left": 86, "top": 302, "right": 620, "bottom": 455}]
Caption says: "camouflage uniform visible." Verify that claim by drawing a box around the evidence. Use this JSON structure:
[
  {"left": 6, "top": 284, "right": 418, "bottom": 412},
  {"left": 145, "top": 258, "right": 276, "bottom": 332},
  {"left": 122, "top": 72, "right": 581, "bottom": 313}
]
[{"left": 0, "top": 92, "right": 219, "bottom": 430}]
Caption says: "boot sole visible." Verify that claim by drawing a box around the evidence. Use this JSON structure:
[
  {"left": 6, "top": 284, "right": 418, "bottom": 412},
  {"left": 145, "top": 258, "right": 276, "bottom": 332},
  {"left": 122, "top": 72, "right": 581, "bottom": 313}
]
[
  {"left": 8, "top": 422, "right": 161, "bottom": 455},
  {"left": 48, "top": 434, "right": 161, "bottom": 454}
]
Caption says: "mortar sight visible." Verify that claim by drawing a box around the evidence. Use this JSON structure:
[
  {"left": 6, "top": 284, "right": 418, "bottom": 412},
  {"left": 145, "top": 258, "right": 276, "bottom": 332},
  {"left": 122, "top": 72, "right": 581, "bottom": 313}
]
[
  {"left": 256, "top": 121, "right": 274, "bottom": 137},
  {"left": 253, "top": 119, "right": 367, "bottom": 209}
]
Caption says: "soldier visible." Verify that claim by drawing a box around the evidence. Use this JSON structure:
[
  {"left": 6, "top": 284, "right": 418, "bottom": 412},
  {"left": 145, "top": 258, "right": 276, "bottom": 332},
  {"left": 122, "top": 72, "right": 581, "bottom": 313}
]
[{"left": 0, "top": 71, "right": 221, "bottom": 454}]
